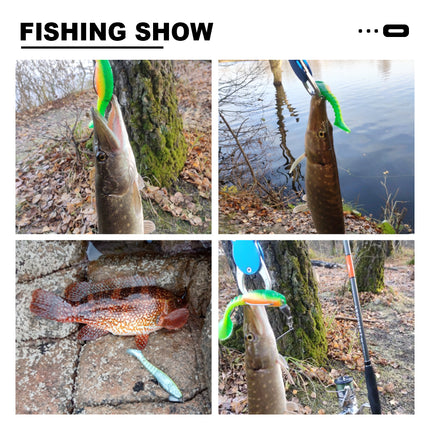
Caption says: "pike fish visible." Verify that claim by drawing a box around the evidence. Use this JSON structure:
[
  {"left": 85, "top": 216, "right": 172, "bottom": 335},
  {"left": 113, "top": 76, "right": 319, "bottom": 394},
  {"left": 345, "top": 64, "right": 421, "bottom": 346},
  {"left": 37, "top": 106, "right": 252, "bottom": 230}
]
[
  {"left": 305, "top": 95, "right": 345, "bottom": 233},
  {"left": 92, "top": 95, "right": 155, "bottom": 234},
  {"left": 30, "top": 274, "right": 188, "bottom": 350},
  {"left": 244, "top": 304, "right": 287, "bottom": 414}
]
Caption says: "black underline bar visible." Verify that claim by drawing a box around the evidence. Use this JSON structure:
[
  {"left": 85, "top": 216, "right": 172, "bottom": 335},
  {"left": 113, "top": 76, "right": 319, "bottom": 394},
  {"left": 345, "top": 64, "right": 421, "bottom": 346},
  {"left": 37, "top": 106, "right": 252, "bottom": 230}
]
[{"left": 21, "top": 45, "right": 164, "bottom": 49}]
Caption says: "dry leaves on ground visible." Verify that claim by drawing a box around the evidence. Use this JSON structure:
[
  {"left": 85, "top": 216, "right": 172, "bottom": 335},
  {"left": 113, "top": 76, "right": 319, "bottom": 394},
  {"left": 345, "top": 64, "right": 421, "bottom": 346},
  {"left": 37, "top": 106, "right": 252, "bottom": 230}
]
[
  {"left": 16, "top": 61, "right": 211, "bottom": 233},
  {"left": 219, "top": 189, "right": 382, "bottom": 234}
]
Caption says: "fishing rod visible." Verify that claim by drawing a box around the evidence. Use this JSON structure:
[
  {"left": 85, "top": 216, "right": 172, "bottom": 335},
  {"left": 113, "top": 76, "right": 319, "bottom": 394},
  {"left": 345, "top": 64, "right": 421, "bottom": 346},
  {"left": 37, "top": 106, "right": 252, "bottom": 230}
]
[{"left": 343, "top": 240, "right": 382, "bottom": 414}]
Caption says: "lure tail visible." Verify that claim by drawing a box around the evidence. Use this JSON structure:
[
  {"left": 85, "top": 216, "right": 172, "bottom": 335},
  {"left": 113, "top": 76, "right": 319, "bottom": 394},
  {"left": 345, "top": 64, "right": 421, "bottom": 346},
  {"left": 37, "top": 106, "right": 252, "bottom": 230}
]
[
  {"left": 30, "top": 289, "right": 74, "bottom": 322},
  {"left": 316, "top": 80, "right": 351, "bottom": 133},
  {"left": 89, "top": 60, "right": 114, "bottom": 129},
  {"left": 127, "top": 348, "right": 183, "bottom": 402},
  {"left": 218, "top": 295, "right": 244, "bottom": 341},
  {"left": 218, "top": 290, "right": 287, "bottom": 341}
]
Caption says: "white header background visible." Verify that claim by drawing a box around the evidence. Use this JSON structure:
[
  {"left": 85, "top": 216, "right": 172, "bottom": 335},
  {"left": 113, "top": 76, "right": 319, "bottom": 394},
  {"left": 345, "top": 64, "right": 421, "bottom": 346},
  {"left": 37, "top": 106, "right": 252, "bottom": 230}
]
[{"left": 3, "top": 0, "right": 427, "bottom": 427}]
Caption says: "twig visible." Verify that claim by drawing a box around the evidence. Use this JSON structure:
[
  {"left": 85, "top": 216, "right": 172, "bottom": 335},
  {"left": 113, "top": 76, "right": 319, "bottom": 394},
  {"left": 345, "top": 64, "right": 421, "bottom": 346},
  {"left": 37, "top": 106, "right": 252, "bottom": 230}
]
[
  {"left": 335, "top": 316, "right": 376, "bottom": 323},
  {"left": 219, "top": 111, "right": 277, "bottom": 199}
]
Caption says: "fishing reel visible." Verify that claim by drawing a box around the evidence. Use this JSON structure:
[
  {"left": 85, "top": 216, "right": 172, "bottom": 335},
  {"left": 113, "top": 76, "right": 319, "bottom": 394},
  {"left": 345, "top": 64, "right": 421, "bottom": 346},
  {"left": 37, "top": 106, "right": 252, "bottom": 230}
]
[{"left": 335, "top": 376, "right": 370, "bottom": 415}]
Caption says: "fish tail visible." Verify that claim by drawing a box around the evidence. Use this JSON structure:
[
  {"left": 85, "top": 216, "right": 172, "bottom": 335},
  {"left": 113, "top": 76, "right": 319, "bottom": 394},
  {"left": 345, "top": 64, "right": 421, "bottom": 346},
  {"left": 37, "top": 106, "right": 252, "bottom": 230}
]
[{"left": 30, "top": 289, "right": 74, "bottom": 322}]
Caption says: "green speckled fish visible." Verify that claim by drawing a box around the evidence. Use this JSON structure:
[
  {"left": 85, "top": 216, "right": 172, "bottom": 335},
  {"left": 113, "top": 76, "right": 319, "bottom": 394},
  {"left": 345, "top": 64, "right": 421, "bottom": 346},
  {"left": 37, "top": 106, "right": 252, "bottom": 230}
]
[{"left": 30, "top": 275, "right": 188, "bottom": 350}]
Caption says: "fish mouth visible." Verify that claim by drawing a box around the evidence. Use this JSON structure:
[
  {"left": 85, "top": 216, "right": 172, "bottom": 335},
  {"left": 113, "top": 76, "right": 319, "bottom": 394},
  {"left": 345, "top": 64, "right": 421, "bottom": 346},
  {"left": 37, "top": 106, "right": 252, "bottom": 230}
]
[
  {"left": 244, "top": 305, "right": 270, "bottom": 338},
  {"left": 244, "top": 305, "right": 278, "bottom": 369},
  {"left": 308, "top": 95, "right": 329, "bottom": 126},
  {"left": 91, "top": 95, "right": 126, "bottom": 154}
]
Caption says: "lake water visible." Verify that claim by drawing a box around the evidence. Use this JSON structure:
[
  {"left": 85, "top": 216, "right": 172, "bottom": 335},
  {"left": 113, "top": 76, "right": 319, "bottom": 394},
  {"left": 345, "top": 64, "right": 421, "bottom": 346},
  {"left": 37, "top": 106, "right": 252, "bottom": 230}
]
[{"left": 219, "top": 60, "right": 414, "bottom": 231}]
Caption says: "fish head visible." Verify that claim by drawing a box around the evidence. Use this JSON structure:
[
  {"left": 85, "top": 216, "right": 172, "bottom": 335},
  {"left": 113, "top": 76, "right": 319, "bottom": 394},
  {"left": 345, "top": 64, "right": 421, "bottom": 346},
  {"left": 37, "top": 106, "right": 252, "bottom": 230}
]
[
  {"left": 92, "top": 95, "right": 138, "bottom": 197},
  {"left": 243, "top": 305, "right": 278, "bottom": 370},
  {"left": 306, "top": 95, "right": 334, "bottom": 153}
]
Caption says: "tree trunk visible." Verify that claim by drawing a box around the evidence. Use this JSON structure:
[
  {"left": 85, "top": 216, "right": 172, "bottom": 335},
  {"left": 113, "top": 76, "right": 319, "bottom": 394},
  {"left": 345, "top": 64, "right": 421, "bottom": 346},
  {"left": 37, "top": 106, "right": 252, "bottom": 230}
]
[
  {"left": 354, "top": 241, "right": 385, "bottom": 293},
  {"left": 110, "top": 60, "right": 187, "bottom": 187},
  {"left": 269, "top": 60, "right": 283, "bottom": 86},
  {"left": 384, "top": 240, "right": 394, "bottom": 257},
  {"left": 221, "top": 240, "right": 327, "bottom": 365}
]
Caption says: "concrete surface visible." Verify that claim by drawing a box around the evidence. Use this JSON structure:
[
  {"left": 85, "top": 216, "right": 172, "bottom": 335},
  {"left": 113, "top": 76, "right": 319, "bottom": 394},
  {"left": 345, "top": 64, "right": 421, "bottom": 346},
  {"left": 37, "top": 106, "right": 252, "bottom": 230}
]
[{"left": 16, "top": 240, "right": 211, "bottom": 414}]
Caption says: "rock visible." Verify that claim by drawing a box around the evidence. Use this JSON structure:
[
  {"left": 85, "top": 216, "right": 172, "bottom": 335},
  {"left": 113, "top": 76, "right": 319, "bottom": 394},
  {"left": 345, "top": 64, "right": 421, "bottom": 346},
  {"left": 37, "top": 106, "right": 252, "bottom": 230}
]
[
  {"left": 16, "top": 240, "right": 211, "bottom": 414},
  {"left": 16, "top": 339, "right": 80, "bottom": 414}
]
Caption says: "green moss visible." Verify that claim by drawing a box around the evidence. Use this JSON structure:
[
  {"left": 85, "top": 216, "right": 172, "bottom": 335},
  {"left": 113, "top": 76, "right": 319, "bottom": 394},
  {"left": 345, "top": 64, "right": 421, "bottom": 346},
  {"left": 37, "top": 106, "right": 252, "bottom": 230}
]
[
  {"left": 273, "top": 241, "right": 328, "bottom": 366},
  {"left": 119, "top": 61, "right": 187, "bottom": 187},
  {"left": 355, "top": 241, "right": 385, "bottom": 293}
]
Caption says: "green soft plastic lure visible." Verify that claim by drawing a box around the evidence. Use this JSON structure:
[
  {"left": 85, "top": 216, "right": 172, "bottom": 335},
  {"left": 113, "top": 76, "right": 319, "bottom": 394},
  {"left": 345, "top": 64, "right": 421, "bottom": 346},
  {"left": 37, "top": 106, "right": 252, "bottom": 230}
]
[
  {"left": 89, "top": 60, "right": 114, "bottom": 129},
  {"left": 316, "top": 80, "right": 351, "bottom": 133},
  {"left": 218, "top": 290, "right": 286, "bottom": 341}
]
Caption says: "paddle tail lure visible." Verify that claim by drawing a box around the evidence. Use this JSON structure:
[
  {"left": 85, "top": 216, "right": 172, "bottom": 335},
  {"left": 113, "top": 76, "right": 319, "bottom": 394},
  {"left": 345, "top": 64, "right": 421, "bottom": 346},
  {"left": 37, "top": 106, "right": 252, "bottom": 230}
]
[
  {"left": 89, "top": 60, "right": 114, "bottom": 128},
  {"left": 343, "top": 240, "right": 382, "bottom": 414},
  {"left": 316, "top": 80, "right": 350, "bottom": 133},
  {"left": 218, "top": 289, "right": 286, "bottom": 340},
  {"left": 127, "top": 348, "right": 183, "bottom": 402}
]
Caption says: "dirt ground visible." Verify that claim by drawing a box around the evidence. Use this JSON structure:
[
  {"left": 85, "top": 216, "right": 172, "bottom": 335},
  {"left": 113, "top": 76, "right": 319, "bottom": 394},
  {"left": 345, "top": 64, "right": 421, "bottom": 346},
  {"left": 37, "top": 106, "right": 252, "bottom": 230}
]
[
  {"left": 218, "top": 242, "right": 414, "bottom": 414},
  {"left": 16, "top": 241, "right": 211, "bottom": 414}
]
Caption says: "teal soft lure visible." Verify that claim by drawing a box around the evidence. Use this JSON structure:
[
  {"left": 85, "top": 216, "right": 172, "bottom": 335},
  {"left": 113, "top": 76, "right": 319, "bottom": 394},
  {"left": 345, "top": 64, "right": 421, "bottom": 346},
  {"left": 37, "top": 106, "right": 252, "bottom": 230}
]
[
  {"left": 127, "top": 348, "right": 183, "bottom": 402},
  {"left": 218, "top": 290, "right": 286, "bottom": 341},
  {"left": 316, "top": 80, "right": 351, "bottom": 133}
]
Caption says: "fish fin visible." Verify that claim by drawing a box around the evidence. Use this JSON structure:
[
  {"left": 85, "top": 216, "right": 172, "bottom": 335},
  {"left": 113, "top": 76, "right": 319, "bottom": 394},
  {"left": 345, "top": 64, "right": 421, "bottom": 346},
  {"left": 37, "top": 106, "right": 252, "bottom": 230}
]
[
  {"left": 30, "top": 289, "right": 74, "bottom": 322},
  {"left": 135, "top": 334, "right": 150, "bottom": 350},
  {"left": 277, "top": 354, "right": 295, "bottom": 385},
  {"left": 64, "top": 275, "right": 158, "bottom": 302},
  {"left": 289, "top": 152, "right": 306, "bottom": 173},
  {"left": 292, "top": 203, "right": 309, "bottom": 214},
  {"left": 77, "top": 325, "right": 110, "bottom": 341},
  {"left": 159, "top": 308, "right": 189, "bottom": 330},
  {"left": 144, "top": 220, "right": 156, "bottom": 234},
  {"left": 137, "top": 174, "right": 145, "bottom": 191}
]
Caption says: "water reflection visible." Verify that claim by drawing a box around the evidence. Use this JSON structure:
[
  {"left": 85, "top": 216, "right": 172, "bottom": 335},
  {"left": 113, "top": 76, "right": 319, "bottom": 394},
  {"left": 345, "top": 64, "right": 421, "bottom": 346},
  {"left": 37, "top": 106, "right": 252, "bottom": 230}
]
[
  {"left": 219, "top": 60, "right": 414, "bottom": 229},
  {"left": 270, "top": 66, "right": 304, "bottom": 194}
]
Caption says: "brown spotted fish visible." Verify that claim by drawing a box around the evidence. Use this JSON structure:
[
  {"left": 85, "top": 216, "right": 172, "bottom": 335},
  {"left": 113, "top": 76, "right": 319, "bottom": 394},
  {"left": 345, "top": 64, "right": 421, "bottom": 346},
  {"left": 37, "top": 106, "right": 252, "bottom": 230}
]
[
  {"left": 305, "top": 95, "right": 345, "bottom": 234},
  {"left": 30, "top": 275, "right": 188, "bottom": 350},
  {"left": 92, "top": 95, "right": 156, "bottom": 234},
  {"left": 244, "top": 304, "right": 287, "bottom": 414}
]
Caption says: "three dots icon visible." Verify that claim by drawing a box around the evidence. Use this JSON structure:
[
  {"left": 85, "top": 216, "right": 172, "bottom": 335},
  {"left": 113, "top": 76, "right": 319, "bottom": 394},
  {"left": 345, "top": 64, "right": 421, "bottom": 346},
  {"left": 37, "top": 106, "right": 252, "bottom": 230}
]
[
  {"left": 358, "top": 29, "right": 379, "bottom": 33},
  {"left": 358, "top": 24, "right": 409, "bottom": 37}
]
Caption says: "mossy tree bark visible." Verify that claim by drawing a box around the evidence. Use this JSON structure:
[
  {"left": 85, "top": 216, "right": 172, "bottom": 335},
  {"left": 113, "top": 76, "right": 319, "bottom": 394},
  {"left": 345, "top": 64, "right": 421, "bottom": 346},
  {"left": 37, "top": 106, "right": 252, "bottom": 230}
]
[
  {"left": 354, "top": 241, "right": 385, "bottom": 293},
  {"left": 111, "top": 60, "right": 187, "bottom": 187},
  {"left": 221, "top": 241, "right": 328, "bottom": 366}
]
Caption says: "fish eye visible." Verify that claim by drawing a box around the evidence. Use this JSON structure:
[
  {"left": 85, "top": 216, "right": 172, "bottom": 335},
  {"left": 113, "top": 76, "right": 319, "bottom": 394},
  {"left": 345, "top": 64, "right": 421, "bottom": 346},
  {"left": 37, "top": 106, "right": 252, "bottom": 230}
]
[
  {"left": 318, "top": 130, "right": 326, "bottom": 138},
  {"left": 246, "top": 333, "right": 255, "bottom": 341},
  {"left": 96, "top": 151, "right": 108, "bottom": 162}
]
